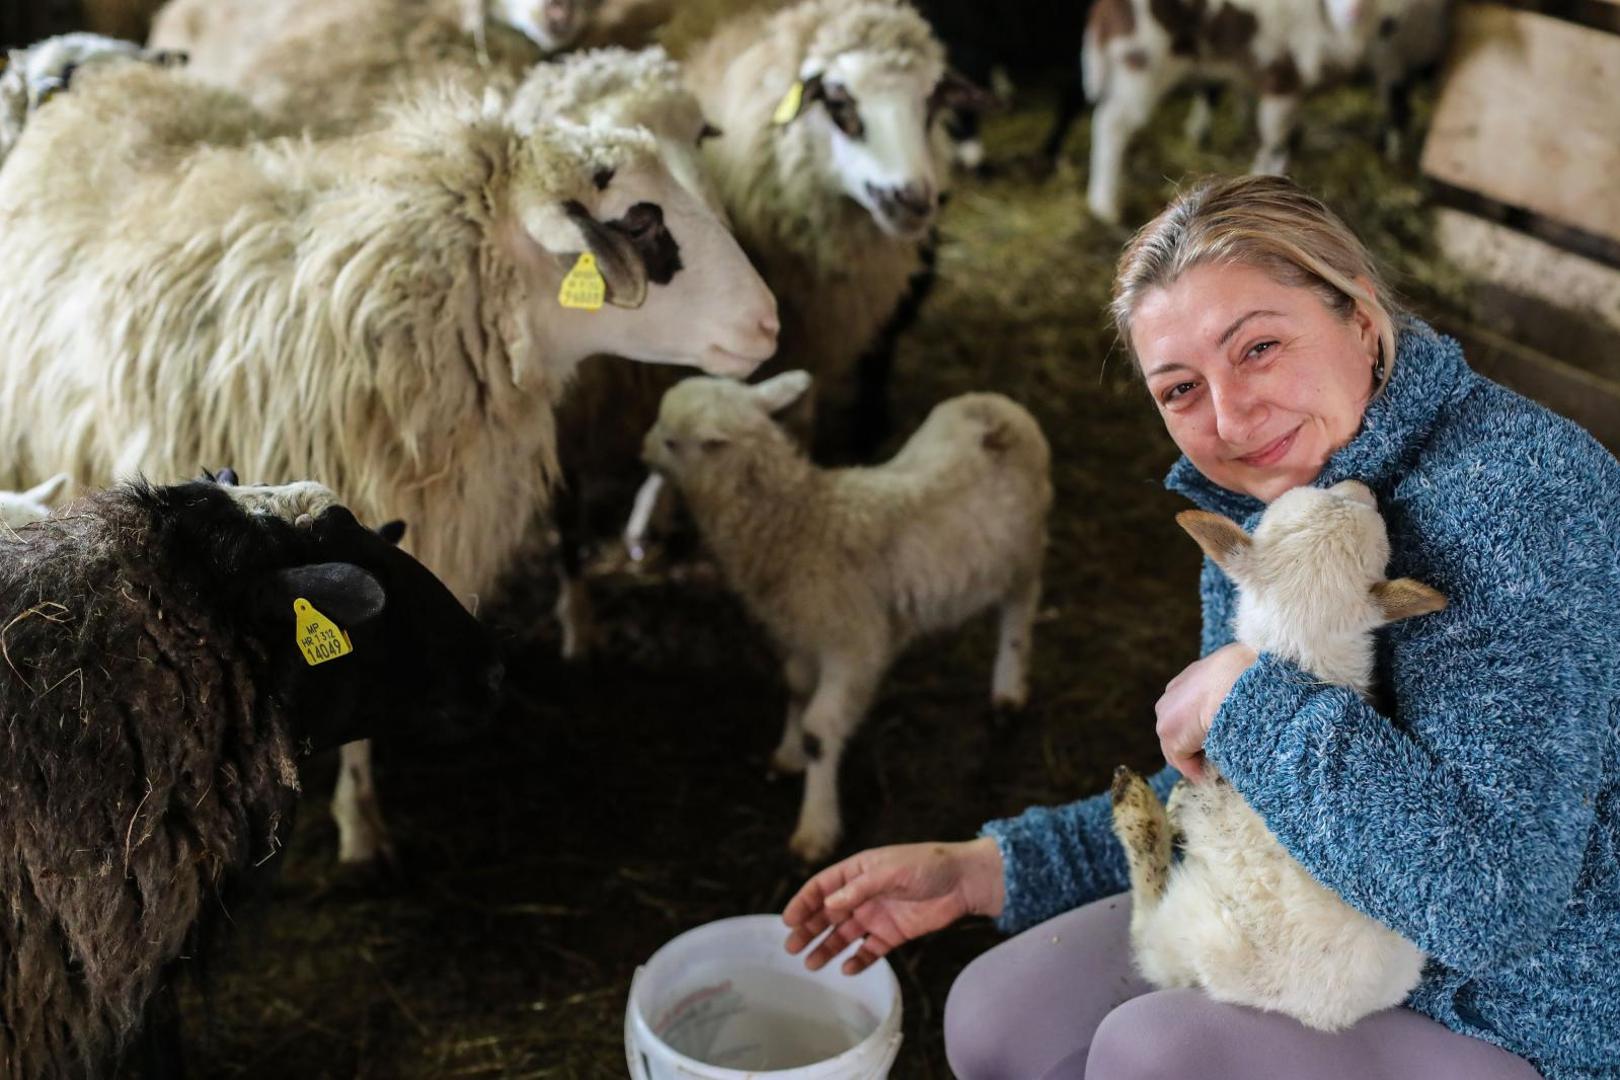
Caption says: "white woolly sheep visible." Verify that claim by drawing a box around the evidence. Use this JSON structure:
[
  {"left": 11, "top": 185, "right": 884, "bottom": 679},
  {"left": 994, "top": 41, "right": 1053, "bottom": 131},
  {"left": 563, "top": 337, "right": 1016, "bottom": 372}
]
[
  {"left": 507, "top": 44, "right": 728, "bottom": 660},
  {"left": 0, "top": 32, "right": 184, "bottom": 165},
  {"left": 0, "top": 62, "right": 778, "bottom": 867},
  {"left": 0, "top": 476, "right": 502, "bottom": 1078},
  {"left": 643, "top": 371, "right": 1052, "bottom": 862},
  {"left": 1080, "top": 0, "right": 1433, "bottom": 223},
  {"left": 0, "top": 475, "right": 68, "bottom": 530},
  {"left": 676, "top": 0, "right": 984, "bottom": 451},
  {"left": 147, "top": 0, "right": 558, "bottom": 132},
  {"left": 1110, "top": 480, "right": 1447, "bottom": 1030}
]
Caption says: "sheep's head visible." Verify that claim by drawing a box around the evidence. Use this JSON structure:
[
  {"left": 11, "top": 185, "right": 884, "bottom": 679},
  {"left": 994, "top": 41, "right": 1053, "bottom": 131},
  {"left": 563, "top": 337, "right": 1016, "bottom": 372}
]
[
  {"left": 642, "top": 371, "right": 812, "bottom": 482},
  {"left": 0, "top": 474, "right": 67, "bottom": 529},
  {"left": 769, "top": 2, "right": 981, "bottom": 239},
  {"left": 484, "top": 0, "right": 603, "bottom": 53},
  {"left": 507, "top": 120, "right": 778, "bottom": 378},
  {"left": 509, "top": 48, "right": 726, "bottom": 214},
  {"left": 1177, "top": 481, "right": 1447, "bottom": 653},
  {"left": 142, "top": 479, "right": 504, "bottom": 753}
]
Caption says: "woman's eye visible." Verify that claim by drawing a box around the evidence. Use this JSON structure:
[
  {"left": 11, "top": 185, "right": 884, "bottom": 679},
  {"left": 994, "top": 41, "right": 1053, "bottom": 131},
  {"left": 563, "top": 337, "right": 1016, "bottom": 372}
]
[
  {"left": 1245, "top": 340, "right": 1277, "bottom": 361},
  {"left": 1163, "top": 381, "right": 1198, "bottom": 404}
]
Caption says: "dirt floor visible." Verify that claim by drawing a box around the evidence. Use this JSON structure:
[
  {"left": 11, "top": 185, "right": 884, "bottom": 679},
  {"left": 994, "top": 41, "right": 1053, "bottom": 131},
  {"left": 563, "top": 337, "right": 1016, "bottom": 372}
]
[{"left": 175, "top": 80, "right": 1476, "bottom": 1078}]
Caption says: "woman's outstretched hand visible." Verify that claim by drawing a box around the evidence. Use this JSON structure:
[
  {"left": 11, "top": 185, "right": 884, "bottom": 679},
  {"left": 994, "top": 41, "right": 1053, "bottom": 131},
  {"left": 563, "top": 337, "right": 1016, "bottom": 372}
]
[
  {"left": 782, "top": 838, "right": 1006, "bottom": 975},
  {"left": 1155, "top": 641, "right": 1259, "bottom": 780}
]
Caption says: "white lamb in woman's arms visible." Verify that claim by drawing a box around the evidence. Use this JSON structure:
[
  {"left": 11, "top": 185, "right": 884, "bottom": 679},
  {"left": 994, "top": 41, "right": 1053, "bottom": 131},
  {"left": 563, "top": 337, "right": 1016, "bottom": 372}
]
[{"left": 1112, "top": 480, "right": 1447, "bottom": 1031}]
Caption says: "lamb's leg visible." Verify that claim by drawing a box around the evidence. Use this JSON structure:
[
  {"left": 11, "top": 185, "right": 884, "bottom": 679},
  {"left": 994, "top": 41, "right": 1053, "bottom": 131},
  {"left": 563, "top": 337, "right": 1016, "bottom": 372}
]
[
  {"left": 1252, "top": 92, "right": 1301, "bottom": 176},
  {"left": 1110, "top": 766, "right": 1172, "bottom": 922},
  {"left": 623, "top": 472, "right": 673, "bottom": 564},
  {"left": 332, "top": 739, "right": 395, "bottom": 867},
  {"left": 992, "top": 575, "right": 1040, "bottom": 713},
  {"left": 769, "top": 652, "right": 818, "bottom": 777},
  {"left": 788, "top": 654, "right": 883, "bottom": 863},
  {"left": 1087, "top": 61, "right": 1175, "bottom": 224}
]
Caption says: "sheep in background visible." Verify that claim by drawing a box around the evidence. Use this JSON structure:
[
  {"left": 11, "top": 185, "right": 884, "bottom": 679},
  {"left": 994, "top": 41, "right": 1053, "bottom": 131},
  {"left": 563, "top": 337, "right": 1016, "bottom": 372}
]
[
  {"left": 675, "top": 0, "right": 984, "bottom": 455},
  {"left": 0, "top": 32, "right": 184, "bottom": 165},
  {"left": 147, "top": 0, "right": 575, "bottom": 132},
  {"left": 0, "top": 477, "right": 502, "bottom": 1079},
  {"left": 1110, "top": 481, "right": 1446, "bottom": 1030},
  {"left": 0, "top": 475, "right": 67, "bottom": 529},
  {"left": 643, "top": 372, "right": 1051, "bottom": 862},
  {"left": 466, "top": 0, "right": 604, "bottom": 54},
  {"left": 1079, "top": 0, "right": 1435, "bottom": 224},
  {"left": 0, "top": 62, "right": 778, "bottom": 868}
]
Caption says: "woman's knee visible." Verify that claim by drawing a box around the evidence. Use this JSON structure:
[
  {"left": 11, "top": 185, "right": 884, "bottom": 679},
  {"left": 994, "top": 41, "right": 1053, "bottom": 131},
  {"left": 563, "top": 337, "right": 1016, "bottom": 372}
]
[
  {"left": 944, "top": 948, "right": 1015, "bottom": 1079},
  {"left": 1086, "top": 991, "right": 1208, "bottom": 1080}
]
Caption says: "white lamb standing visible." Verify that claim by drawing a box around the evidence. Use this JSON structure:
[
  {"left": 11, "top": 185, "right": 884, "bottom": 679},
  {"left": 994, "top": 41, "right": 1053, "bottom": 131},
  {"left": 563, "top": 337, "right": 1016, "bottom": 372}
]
[
  {"left": 677, "top": 0, "right": 982, "bottom": 436},
  {"left": 0, "top": 61, "right": 777, "bottom": 869},
  {"left": 1110, "top": 480, "right": 1447, "bottom": 1030},
  {"left": 0, "top": 475, "right": 68, "bottom": 530},
  {"left": 0, "top": 33, "right": 184, "bottom": 166},
  {"left": 1081, "top": 0, "right": 1435, "bottom": 224},
  {"left": 643, "top": 372, "right": 1052, "bottom": 862}
]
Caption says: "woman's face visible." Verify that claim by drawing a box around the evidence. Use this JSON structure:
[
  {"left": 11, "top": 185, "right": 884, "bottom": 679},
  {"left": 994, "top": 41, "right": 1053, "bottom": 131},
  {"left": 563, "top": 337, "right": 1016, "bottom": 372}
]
[{"left": 1133, "top": 261, "right": 1380, "bottom": 504}]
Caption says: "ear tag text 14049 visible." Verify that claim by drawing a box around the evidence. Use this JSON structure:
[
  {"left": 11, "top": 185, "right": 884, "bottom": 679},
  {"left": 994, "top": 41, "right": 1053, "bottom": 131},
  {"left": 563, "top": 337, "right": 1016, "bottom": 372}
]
[
  {"left": 558, "top": 252, "right": 606, "bottom": 311},
  {"left": 772, "top": 80, "right": 805, "bottom": 125},
  {"left": 295, "top": 598, "right": 353, "bottom": 666}
]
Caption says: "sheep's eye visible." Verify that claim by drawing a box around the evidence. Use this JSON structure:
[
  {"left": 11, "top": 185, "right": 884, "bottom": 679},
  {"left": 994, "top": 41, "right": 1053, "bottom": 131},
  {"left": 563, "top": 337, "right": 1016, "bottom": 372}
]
[
  {"left": 664, "top": 437, "right": 678, "bottom": 453},
  {"left": 820, "top": 85, "right": 864, "bottom": 139},
  {"left": 697, "top": 122, "right": 722, "bottom": 145},
  {"left": 592, "top": 167, "right": 614, "bottom": 191}
]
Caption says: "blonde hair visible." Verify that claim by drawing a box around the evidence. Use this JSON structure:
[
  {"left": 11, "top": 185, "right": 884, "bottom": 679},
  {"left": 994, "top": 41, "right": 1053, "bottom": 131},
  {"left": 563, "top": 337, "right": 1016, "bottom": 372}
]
[{"left": 1111, "top": 175, "right": 1399, "bottom": 393}]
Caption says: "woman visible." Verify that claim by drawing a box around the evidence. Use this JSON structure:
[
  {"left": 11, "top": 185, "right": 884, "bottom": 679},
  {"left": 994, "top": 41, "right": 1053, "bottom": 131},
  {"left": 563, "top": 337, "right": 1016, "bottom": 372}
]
[{"left": 781, "top": 175, "right": 1620, "bottom": 1080}]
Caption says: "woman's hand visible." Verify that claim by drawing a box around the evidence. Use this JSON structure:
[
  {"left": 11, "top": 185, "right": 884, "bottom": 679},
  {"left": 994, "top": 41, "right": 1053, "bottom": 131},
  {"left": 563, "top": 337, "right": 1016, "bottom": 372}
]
[
  {"left": 782, "top": 838, "right": 1005, "bottom": 975},
  {"left": 1155, "top": 642, "right": 1259, "bottom": 781}
]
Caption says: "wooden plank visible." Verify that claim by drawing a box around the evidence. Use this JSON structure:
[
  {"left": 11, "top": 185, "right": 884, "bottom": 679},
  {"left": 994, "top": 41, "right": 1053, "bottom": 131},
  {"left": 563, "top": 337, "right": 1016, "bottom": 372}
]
[{"left": 1421, "top": 4, "right": 1620, "bottom": 244}]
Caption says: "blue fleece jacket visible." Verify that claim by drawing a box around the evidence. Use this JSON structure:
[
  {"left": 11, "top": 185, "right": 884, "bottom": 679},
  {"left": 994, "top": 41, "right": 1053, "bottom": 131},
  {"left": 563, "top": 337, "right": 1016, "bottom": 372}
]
[{"left": 981, "top": 321, "right": 1620, "bottom": 1079}]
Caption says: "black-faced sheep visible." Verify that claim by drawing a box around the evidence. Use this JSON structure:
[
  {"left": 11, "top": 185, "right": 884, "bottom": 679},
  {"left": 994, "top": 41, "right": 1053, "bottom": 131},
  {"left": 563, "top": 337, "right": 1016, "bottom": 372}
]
[
  {"left": 0, "top": 478, "right": 503, "bottom": 1079},
  {"left": 1111, "top": 481, "right": 1446, "bottom": 1030},
  {"left": 643, "top": 372, "right": 1051, "bottom": 861},
  {"left": 0, "top": 61, "right": 777, "bottom": 867}
]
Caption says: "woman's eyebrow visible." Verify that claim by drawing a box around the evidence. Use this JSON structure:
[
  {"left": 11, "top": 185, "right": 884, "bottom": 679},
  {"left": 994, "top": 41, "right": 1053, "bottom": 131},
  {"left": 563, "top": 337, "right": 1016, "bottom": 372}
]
[{"left": 1217, "top": 309, "right": 1285, "bottom": 347}]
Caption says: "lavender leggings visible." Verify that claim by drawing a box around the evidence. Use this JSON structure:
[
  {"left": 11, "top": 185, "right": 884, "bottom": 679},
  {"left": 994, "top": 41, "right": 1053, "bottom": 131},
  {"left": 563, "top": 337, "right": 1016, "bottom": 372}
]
[{"left": 944, "top": 894, "right": 1543, "bottom": 1080}]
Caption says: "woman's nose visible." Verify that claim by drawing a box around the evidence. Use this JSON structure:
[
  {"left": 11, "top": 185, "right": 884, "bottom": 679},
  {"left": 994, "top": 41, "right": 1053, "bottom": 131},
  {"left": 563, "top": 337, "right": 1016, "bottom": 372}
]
[{"left": 1210, "top": 381, "right": 1265, "bottom": 445}]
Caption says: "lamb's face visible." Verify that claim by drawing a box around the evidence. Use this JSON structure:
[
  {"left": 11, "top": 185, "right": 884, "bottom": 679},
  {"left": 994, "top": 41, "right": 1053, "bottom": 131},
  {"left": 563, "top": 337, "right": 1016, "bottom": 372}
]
[
  {"left": 490, "top": 0, "right": 601, "bottom": 52},
  {"left": 514, "top": 142, "right": 778, "bottom": 376},
  {"left": 1250, "top": 482, "right": 1391, "bottom": 599},
  {"left": 642, "top": 371, "right": 812, "bottom": 482},
  {"left": 785, "top": 49, "right": 954, "bottom": 239}
]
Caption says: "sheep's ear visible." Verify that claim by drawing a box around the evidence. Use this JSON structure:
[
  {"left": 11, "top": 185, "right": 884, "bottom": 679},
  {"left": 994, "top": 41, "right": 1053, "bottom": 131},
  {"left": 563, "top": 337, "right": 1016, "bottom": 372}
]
[
  {"left": 1371, "top": 578, "right": 1447, "bottom": 623},
  {"left": 269, "top": 563, "right": 387, "bottom": 628},
  {"left": 750, "top": 370, "right": 812, "bottom": 414},
  {"left": 376, "top": 520, "right": 407, "bottom": 545},
  {"left": 1175, "top": 509, "right": 1252, "bottom": 574}
]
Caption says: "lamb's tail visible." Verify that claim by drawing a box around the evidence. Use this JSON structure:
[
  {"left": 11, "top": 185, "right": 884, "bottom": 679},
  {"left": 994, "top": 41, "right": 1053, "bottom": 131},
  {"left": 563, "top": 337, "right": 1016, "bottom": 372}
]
[{"left": 1111, "top": 766, "right": 1171, "bottom": 912}]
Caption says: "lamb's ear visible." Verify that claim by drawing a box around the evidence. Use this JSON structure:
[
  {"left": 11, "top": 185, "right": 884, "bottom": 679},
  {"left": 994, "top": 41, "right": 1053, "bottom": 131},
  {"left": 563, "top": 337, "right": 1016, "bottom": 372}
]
[
  {"left": 376, "top": 520, "right": 407, "bottom": 546},
  {"left": 270, "top": 563, "right": 387, "bottom": 627},
  {"left": 23, "top": 473, "right": 67, "bottom": 504},
  {"left": 1175, "top": 509, "right": 1252, "bottom": 574},
  {"left": 750, "top": 370, "right": 812, "bottom": 414},
  {"left": 1371, "top": 578, "right": 1447, "bottom": 623}
]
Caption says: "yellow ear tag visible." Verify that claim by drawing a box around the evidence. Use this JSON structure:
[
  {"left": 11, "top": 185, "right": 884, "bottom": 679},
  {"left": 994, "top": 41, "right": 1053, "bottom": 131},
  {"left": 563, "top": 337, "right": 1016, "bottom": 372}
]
[
  {"left": 772, "top": 80, "right": 805, "bottom": 125},
  {"left": 294, "top": 598, "right": 354, "bottom": 666},
  {"left": 558, "top": 251, "right": 606, "bottom": 311}
]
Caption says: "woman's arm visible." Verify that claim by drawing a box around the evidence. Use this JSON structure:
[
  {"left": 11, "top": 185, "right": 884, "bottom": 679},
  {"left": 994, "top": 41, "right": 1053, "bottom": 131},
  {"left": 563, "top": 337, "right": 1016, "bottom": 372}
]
[{"left": 1206, "top": 476, "right": 1619, "bottom": 975}]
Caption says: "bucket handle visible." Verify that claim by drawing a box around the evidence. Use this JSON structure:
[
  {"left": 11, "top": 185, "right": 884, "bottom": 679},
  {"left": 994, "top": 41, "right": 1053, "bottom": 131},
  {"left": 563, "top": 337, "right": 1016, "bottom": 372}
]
[{"left": 625, "top": 966, "right": 656, "bottom": 1080}]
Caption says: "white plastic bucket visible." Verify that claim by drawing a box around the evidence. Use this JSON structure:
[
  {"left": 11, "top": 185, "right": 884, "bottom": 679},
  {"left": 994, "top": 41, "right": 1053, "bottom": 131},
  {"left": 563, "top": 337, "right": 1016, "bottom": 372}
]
[{"left": 625, "top": 914, "right": 903, "bottom": 1079}]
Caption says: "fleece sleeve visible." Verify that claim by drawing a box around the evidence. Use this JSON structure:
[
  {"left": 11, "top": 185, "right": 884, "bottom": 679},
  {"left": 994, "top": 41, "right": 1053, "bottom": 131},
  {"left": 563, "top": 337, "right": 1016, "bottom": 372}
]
[{"left": 1204, "top": 480, "right": 1618, "bottom": 976}]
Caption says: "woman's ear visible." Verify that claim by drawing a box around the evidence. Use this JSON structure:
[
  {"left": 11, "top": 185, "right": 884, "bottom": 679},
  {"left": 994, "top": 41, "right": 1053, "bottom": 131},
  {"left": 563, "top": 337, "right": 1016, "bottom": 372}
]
[{"left": 1351, "top": 276, "right": 1381, "bottom": 359}]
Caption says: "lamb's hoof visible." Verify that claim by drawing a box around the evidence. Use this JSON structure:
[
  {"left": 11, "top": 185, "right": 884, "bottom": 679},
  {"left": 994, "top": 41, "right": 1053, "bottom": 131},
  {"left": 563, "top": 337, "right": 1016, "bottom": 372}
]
[
  {"left": 1110, "top": 764, "right": 1143, "bottom": 806},
  {"left": 788, "top": 825, "right": 838, "bottom": 864}
]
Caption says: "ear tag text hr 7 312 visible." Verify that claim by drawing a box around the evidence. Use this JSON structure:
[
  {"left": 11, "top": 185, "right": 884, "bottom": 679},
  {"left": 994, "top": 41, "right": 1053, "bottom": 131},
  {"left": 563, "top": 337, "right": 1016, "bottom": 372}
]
[
  {"left": 558, "top": 252, "right": 606, "bottom": 311},
  {"left": 295, "top": 598, "right": 353, "bottom": 666},
  {"left": 773, "top": 80, "right": 805, "bottom": 125}
]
